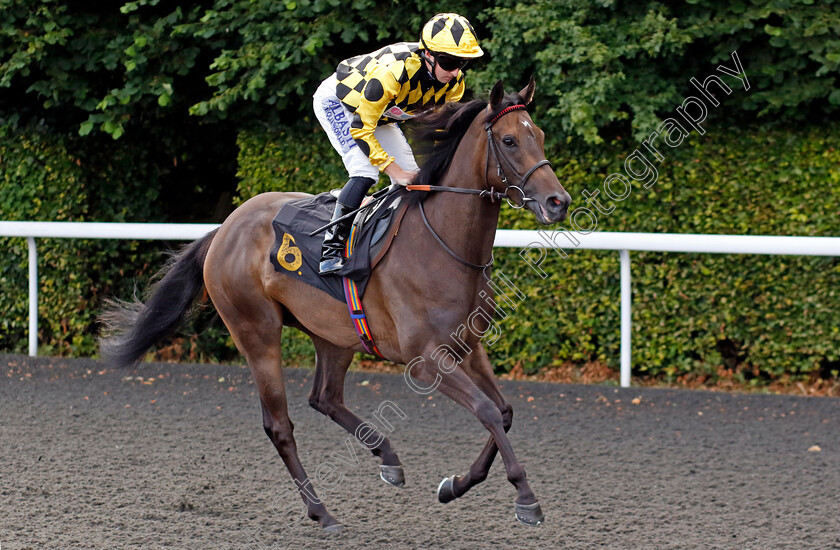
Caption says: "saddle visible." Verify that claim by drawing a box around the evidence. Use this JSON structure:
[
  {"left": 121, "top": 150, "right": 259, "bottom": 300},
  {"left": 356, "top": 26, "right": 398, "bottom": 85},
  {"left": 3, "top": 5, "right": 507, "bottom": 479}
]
[{"left": 269, "top": 187, "right": 411, "bottom": 303}]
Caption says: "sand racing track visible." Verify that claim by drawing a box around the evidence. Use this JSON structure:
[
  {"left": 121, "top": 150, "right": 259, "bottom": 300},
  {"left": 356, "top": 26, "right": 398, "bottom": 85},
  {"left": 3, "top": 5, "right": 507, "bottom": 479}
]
[{"left": 1, "top": 354, "right": 838, "bottom": 549}]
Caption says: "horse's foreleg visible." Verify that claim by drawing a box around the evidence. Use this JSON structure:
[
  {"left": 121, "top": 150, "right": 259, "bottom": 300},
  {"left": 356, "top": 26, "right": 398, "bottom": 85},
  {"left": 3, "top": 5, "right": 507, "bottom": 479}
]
[
  {"left": 414, "top": 352, "right": 543, "bottom": 525},
  {"left": 215, "top": 295, "right": 341, "bottom": 531},
  {"left": 437, "top": 347, "right": 511, "bottom": 503},
  {"left": 308, "top": 335, "right": 404, "bottom": 487}
]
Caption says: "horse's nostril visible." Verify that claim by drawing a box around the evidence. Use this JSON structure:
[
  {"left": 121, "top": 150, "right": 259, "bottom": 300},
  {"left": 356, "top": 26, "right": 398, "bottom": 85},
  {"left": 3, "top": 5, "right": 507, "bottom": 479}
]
[{"left": 548, "top": 194, "right": 569, "bottom": 211}]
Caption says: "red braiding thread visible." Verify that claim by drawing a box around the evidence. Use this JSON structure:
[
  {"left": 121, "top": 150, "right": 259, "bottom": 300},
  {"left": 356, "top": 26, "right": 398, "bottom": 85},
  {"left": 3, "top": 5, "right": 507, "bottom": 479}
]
[{"left": 487, "top": 104, "right": 526, "bottom": 126}]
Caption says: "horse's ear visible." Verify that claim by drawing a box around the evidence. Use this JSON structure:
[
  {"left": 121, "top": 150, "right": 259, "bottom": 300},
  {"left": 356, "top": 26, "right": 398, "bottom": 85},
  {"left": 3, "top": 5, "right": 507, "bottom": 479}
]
[
  {"left": 518, "top": 75, "right": 536, "bottom": 105},
  {"left": 489, "top": 80, "right": 504, "bottom": 108}
]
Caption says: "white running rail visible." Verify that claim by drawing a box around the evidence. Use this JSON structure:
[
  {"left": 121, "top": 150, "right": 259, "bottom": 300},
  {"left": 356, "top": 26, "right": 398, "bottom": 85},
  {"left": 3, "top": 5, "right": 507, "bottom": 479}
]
[
  {"left": 1, "top": 222, "right": 217, "bottom": 359},
  {"left": 2, "top": 221, "right": 839, "bottom": 387}
]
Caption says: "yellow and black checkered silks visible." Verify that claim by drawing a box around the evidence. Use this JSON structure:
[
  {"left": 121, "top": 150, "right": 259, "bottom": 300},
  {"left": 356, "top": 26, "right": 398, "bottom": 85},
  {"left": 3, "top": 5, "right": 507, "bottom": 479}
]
[
  {"left": 420, "top": 13, "right": 483, "bottom": 58},
  {"left": 334, "top": 42, "right": 465, "bottom": 170}
]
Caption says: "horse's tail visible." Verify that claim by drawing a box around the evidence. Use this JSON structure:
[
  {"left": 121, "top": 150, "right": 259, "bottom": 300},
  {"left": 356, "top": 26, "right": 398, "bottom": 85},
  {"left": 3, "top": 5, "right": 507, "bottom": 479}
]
[{"left": 99, "top": 229, "right": 218, "bottom": 368}]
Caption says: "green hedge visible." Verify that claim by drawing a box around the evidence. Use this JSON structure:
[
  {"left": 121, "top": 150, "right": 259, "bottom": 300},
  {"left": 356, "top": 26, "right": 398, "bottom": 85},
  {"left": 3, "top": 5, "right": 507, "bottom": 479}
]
[
  {"left": 1, "top": 126, "right": 88, "bottom": 353},
  {"left": 0, "top": 125, "right": 165, "bottom": 356},
  {"left": 236, "top": 119, "right": 346, "bottom": 204},
  {"left": 1, "top": 122, "right": 281, "bottom": 364},
  {"left": 236, "top": 121, "right": 840, "bottom": 383},
  {"left": 496, "top": 123, "right": 840, "bottom": 383},
  {"left": 5, "top": 119, "right": 837, "bottom": 384}
]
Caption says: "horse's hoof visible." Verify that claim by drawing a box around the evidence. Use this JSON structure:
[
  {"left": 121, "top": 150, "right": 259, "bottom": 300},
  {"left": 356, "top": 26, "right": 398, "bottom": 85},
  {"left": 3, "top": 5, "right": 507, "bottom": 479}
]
[
  {"left": 514, "top": 501, "right": 544, "bottom": 526},
  {"left": 436, "top": 475, "right": 457, "bottom": 504},
  {"left": 379, "top": 464, "right": 405, "bottom": 487},
  {"left": 323, "top": 522, "right": 344, "bottom": 533}
]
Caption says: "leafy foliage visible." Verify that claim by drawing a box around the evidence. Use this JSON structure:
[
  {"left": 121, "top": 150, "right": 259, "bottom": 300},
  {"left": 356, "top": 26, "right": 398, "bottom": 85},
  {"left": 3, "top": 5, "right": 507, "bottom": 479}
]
[
  {"left": 473, "top": 0, "right": 840, "bottom": 143},
  {"left": 0, "top": 124, "right": 152, "bottom": 354},
  {"left": 6, "top": 1, "right": 836, "bottom": 141},
  {"left": 486, "top": 123, "right": 840, "bottom": 382},
  {"left": 0, "top": 0, "right": 476, "bottom": 137},
  {"left": 236, "top": 121, "right": 345, "bottom": 203},
  {"left": 1, "top": 1, "right": 200, "bottom": 137}
]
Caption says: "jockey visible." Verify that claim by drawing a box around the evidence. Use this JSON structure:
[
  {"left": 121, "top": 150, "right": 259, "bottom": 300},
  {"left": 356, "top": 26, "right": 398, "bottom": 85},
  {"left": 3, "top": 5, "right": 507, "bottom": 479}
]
[{"left": 312, "top": 13, "right": 483, "bottom": 275}]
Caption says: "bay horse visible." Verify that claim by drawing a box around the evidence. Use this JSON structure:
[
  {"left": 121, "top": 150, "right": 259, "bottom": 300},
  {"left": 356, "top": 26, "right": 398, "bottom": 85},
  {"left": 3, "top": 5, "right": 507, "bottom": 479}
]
[{"left": 100, "top": 78, "right": 571, "bottom": 531}]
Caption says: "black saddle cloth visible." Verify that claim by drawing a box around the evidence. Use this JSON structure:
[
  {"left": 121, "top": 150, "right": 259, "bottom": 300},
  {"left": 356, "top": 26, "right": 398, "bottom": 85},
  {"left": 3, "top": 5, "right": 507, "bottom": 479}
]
[{"left": 269, "top": 189, "right": 406, "bottom": 302}]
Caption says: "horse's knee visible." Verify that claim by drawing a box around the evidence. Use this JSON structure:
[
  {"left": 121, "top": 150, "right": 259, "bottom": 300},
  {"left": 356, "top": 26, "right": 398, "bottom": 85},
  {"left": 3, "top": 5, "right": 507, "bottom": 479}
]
[
  {"left": 475, "top": 399, "right": 504, "bottom": 431},
  {"left": 501, "top": 403, "right": 513, "bottom": 432},
  {"left": 263, "top": 415, "right": 295, "bottom": 448}
]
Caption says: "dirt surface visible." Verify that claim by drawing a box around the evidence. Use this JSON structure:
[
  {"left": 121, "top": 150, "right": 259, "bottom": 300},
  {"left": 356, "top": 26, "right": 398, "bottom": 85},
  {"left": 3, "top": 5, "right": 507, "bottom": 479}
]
[{"left": 1, "top": 353, "right": 839, "bottom": 549}]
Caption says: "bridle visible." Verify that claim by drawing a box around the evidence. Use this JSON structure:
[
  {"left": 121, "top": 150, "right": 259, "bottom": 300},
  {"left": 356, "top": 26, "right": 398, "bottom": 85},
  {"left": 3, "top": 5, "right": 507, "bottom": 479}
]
[
  {"left": 482, "top": 104, "right": 552, "bottom": 209},
  {"left": 406, "top": 103, "right": 552, "bottom": 270},
  {"left": 407, "top": 103, "right": 552, "bottom": 205}
]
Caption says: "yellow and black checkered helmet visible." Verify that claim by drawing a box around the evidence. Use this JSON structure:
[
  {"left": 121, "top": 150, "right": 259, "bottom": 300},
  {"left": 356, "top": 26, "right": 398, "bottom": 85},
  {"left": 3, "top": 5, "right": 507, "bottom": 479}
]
[{"left": 420, "top": 13, "right": 483, "bottom": 58}]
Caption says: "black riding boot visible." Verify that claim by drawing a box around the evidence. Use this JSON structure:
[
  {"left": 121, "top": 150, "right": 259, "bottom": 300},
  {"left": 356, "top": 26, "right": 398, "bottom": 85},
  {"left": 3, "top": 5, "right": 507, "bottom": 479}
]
[{"left": 318, "top": 201, "right": 354, "bottom": 275}]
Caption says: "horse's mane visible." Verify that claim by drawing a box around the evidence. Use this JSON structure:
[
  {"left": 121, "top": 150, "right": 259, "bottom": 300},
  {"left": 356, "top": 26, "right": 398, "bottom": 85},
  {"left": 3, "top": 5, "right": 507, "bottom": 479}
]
[{"left": 411, "top": 91, "right": 525, "bottom": 188}]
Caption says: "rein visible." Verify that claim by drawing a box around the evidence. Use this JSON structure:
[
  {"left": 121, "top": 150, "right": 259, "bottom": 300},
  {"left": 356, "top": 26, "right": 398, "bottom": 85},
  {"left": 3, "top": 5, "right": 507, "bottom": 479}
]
[
  {"left": 404, "top": 184, "right": 506, "bottom": 201},
  {"left": 418, "top": 200, "right": 494, "bottom": 270},
  {"left": 405, "top": 103, "right": 551, "bottom": 270}
]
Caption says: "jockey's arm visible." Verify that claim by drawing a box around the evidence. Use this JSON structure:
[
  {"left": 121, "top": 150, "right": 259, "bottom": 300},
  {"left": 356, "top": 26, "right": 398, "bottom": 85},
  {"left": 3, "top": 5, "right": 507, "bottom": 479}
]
[{"left": 349, "top": 64, "right": 416, "bottom": 179}]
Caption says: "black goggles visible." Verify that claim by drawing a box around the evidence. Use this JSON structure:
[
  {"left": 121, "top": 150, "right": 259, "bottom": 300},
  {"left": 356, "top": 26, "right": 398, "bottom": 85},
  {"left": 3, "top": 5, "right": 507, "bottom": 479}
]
[{"left": 434, "top": 53, "right": 469, "bottom": 72}]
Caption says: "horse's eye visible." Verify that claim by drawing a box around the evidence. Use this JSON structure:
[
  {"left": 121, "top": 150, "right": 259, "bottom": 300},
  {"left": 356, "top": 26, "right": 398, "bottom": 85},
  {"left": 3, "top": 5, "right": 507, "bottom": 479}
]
[{"left": 502, "top": 136, "right": 516, "bottom": 147}]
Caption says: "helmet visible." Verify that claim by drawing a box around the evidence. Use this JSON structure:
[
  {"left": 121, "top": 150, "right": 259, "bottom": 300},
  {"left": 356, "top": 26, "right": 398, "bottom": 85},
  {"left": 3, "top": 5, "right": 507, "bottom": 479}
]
[{"left": 420, "top": 13, "right": 483, "bottom": 58}]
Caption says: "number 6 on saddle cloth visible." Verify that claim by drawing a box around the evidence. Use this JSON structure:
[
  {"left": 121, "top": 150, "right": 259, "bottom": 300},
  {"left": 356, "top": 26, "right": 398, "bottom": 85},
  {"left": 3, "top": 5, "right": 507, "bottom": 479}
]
[{"left": 268, "top": 188, "right": 412, "bottom": 355}]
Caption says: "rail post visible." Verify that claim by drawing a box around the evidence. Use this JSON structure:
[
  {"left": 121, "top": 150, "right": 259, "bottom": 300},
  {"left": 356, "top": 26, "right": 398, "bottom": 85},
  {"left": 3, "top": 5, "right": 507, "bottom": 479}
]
[
  {"left": 27, "top": 237, "right": 38, "bottom": 357},
  {"left": 619, "top": 249, "right": 631, "bottom": 388}
]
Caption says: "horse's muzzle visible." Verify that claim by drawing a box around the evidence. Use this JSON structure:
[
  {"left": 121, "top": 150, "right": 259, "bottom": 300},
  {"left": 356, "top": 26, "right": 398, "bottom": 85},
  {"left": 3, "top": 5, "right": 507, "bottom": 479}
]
[{"left": 528, "top": 191, "right": 571, "bottom": 224}]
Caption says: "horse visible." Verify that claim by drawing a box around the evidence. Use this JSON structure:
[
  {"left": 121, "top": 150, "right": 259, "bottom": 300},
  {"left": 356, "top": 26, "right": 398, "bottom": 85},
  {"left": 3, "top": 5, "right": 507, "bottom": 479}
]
[{"left": 100, "top": 78, "right": 571, "bottom": 531}]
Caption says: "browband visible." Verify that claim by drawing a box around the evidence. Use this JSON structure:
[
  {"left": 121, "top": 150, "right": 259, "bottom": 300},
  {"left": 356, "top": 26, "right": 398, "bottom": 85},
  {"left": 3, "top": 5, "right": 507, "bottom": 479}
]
[{"left": 486, "top": 104, "right": 527, "bottom": 127}]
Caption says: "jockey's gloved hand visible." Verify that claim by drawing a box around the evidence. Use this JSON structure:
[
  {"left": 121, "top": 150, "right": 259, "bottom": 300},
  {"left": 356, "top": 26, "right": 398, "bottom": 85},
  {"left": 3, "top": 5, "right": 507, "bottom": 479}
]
[{"left": 385, "top": 163, "right": 419, "bottom": 186}]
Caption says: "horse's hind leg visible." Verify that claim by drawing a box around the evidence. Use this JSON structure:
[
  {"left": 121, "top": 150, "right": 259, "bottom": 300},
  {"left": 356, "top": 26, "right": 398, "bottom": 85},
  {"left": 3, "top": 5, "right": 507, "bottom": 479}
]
[
  {"left": 213, "top": 293, "right": 341, "bottom": 531},
  {"left": 437, "top": 346, "right": 511, "bottom": 503},
  {"left": 307, "top": 335, "right": 405, "bottom": 487}
]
